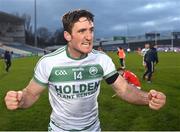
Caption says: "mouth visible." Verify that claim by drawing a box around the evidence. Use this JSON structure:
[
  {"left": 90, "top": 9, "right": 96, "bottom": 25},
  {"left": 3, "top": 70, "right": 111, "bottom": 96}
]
[{"left": 82, "top": 42, "right": 91, "bottom": 47}]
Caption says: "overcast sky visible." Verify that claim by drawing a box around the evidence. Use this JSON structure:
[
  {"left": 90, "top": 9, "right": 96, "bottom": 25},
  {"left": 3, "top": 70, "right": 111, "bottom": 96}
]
[{"left": 0, "top": 0, "right": 180, "bottom": 38}]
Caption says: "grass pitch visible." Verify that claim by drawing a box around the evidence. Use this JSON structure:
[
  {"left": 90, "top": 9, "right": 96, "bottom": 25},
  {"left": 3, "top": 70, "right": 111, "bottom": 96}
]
[{"left": 0, "top": 52, "right": 180, "bottom": 131}]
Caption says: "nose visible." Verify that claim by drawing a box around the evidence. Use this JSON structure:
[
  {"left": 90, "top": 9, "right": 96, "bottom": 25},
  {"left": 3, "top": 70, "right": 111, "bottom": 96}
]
[{"left": 85, "top": 31, "right": 93, "bottom": 41}]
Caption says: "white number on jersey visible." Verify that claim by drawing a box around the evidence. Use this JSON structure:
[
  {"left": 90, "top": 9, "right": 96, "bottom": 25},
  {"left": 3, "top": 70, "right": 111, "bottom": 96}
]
[{"left": 74, "top": 71, "right": 83, "bottom": 80}]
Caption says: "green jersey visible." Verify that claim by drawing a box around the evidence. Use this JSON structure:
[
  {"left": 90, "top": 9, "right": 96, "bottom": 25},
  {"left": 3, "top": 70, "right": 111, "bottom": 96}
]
[{"left": 33, "top": 46, "right": 117, "bottom": 131}]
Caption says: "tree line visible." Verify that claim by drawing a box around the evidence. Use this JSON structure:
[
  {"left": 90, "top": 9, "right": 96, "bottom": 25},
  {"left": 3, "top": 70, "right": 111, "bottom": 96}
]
[{"left": 15, "top": 13, "right": 67, "bottom": 48}]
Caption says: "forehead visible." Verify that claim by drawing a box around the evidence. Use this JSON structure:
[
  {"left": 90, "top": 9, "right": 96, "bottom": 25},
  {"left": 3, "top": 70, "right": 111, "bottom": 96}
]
[
  {"left": 78, "top": 17, "right": 90, "bottom": 22},
  {"left": 73, "top": 17, "right": 94, "bottom": 28}
]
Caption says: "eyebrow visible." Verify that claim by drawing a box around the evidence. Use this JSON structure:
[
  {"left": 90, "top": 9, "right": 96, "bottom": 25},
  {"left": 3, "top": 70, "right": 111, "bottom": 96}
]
[{"left": 78, "top": 26, "right": 94, "bottom": 32}]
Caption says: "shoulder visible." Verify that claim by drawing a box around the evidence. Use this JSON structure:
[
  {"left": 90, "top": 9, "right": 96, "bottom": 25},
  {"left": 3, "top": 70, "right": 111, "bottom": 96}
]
[
  {"left": 36, "top": 46, "right": 66, "bottom": 66},
  {"left": 91, "top": 49, "right": 108, "bottom": 57},
  {"left": 90, "top": 49, "right": 114, "bottom": 64},
  {"left": 40, "top": 46, "right": 66, "bottom": 60}
]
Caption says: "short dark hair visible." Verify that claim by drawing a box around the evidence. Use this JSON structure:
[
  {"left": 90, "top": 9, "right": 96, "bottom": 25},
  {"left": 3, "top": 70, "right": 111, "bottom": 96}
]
[{"left": 62, "top": 9, "right": 94, "bottom": 34}]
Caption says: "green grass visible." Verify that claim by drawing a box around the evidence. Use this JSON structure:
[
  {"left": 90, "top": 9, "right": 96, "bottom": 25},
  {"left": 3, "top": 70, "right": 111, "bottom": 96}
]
[{"left": 0, "top": 52, "right": 180, "bottom": 131}]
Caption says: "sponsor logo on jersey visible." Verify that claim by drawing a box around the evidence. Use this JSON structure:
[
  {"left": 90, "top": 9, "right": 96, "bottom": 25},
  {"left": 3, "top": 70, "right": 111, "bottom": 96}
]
[{"left": 54, "top": 81, "right": 100, "bottom": 99}]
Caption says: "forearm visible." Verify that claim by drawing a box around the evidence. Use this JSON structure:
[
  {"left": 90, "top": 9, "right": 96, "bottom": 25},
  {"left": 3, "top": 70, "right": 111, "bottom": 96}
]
[
  {"left": 18, "top": 88, "right": 40, "bottom": 109},
  {"left": 118, "top": 84, "right": 149, "bottom": 105},
  {"left": 112, "top": 76, "right": 149, "bottom": 105}
]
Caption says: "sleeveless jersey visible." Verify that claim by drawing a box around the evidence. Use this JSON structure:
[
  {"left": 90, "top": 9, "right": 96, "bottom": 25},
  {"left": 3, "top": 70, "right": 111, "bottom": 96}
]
[{"left": 33, "top": 46, "right": 117, "bottom": 131}]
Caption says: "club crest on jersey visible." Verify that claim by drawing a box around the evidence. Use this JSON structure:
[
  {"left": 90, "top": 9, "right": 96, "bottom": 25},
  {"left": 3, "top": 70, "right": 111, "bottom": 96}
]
[
  {"left": 55, "top": 70, "right": 67, "bottom": 76},
  {"left": 89, "top": 67, "right": 98, "bottom": 76}
]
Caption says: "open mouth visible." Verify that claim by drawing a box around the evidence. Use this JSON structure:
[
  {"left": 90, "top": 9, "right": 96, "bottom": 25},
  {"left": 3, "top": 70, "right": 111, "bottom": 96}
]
[{"left": 82, "top": 42, "right": 91, "bottom": 47}]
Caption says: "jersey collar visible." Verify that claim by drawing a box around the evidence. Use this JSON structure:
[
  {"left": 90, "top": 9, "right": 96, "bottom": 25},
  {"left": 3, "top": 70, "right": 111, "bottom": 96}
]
[{"left": 66, "top": 46, "right": 88, "bottom": 60}]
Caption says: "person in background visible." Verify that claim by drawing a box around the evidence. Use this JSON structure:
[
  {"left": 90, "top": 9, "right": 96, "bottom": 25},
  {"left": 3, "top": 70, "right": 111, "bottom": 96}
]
[
  {"left": 5, "top": 9, "right": 165, "bottom": 131},
  {"left": 143, "top": 44, "right": 159, "bottom": 83},
  {"left": 4, "top": 50, "right": 12, "bottom": 72},
  {"left": 117, "top": 47, "right": 126, "bottom": 69},
  {"left": 44, "top": 50, "right": 47, "bottom": 55},
  {"left": 112, "top": 68, "right": 141, "bottom": 98},
  {"left": 141, "top": 43, "right": 150, "bottom": 68}
]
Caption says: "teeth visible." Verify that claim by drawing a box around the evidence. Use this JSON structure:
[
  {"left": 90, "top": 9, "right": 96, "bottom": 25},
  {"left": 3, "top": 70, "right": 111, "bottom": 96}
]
[{"left": 82, "top": 43, "right": 89, "bottom": 45}]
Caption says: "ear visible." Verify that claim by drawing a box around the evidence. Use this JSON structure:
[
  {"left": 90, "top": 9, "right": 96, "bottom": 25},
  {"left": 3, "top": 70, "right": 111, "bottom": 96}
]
[{"left": 64, "top": 31, "right": 72, "bottom": 41}]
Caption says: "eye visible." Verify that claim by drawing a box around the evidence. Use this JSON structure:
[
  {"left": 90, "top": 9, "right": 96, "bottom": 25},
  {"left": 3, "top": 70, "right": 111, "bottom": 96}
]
[{"left": 78, "top": 29, "right": 86, "bottom": 33}]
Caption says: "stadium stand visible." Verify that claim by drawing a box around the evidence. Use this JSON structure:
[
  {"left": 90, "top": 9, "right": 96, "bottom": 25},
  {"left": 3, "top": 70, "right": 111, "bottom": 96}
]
[
  {"left": 6, "top": 42, "right": 46, "bottom": 55},
  {"left": 0, "top": 41, "right": 48, "bottom": 57},
  {"left": 0, "top": 11, "right": 48, "bottom": 57},
  {"left": 0, "top": 11, "right": 25, "bottom": 43},
  {"left": 0, "top": 42, "right": 31, "bottom": 57},
  {"left": 93, "top": 33, "right": 180, "bottom": 52}
]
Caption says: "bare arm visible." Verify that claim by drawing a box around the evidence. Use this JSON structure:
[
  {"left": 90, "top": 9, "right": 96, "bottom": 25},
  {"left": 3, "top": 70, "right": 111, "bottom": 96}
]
[
  {"left": 111, "top": 75, "right": 166, "bottom": 110},
  {"left": 5, "top": 79, "right": 45, "bottom": 110}
]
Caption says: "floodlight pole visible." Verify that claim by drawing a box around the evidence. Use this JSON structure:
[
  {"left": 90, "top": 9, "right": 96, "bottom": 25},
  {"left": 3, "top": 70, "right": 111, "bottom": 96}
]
[
  {"left": 126, "top": 24, "right": 129, "bottom": 48},
  {"left": 34, "top": 0, "right": 37, "bottom": 47},
  {"left": 155, "top": 32, "right": 157, "bottom": 45},
  {"left": 171, "top": 32, "right": 174, "bottom": 50}
]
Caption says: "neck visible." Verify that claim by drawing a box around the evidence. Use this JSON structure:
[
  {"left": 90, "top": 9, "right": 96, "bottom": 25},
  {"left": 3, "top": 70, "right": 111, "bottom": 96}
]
[{"left": 67, "top": 46, "right": 87, "bottom": 59}]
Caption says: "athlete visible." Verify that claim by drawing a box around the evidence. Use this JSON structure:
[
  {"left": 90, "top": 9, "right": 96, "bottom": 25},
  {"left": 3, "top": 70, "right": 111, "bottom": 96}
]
[
  {"left": 141, "top": 43, "right": 150, "bottom": 67},
  {"left": 117, "top": 47, "right": 126, "bottom": 69},
  {"left": 4, "top": 9, "right": 166, "bottom": 131}
]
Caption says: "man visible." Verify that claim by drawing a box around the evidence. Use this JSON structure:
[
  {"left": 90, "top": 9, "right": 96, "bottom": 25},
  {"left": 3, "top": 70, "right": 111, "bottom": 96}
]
[
  {"left": 4, "top": 50, "right": 12, "bottom": 72},
  {"left": 143, "top": 44, "right": 159, "bottom": 83},
  {"left": 117, "top": 47, "right": 126, "bottom": 69},
  {"left": 5, "top": 9, "right": 166, "bottom": 131},
  {"left": 141, "top": 43, "right": 150, "bottom": 67},
  {"left": 112, "top": 68, "right": 141, "bottom": 98}
]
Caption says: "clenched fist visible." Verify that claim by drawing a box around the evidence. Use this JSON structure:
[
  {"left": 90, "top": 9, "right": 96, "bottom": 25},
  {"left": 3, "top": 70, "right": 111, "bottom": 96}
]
[
  {"left": 148, "top": 90, "right": 166, "bottom": 110},
  {"left": 4, "top": 91, "right": 24, "bottom": 110}
]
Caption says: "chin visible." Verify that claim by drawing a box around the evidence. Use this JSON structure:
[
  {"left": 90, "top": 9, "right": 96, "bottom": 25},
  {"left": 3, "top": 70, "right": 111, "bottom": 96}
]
[
  {"left": 83, "top": 50, "right": 91, "bottom": 54},
  {"left": 83, "top": 47, "right": 92, "bottom": 53}
]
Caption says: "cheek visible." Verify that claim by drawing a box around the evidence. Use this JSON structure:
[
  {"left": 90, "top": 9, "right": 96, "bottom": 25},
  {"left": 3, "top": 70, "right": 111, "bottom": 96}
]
[{"left": 72, "top": 36, "right": 83, "bottom": 43}]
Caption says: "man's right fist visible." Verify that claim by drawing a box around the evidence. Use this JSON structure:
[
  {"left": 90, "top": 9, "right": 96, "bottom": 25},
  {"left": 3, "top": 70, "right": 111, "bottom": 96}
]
[{"left": 4, "top": 91, "right": 23, "bottom": 110}]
